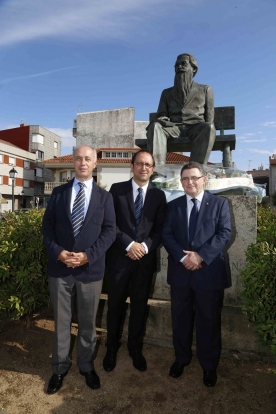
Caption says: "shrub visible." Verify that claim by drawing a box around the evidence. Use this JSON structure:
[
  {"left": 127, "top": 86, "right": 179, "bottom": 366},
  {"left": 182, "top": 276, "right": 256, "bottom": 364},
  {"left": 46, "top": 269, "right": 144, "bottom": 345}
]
[
  {"left": 240, "top": 206, "right": 276, "bottom": 355},
  {"left": 0, "top": 209, "right": 49, "bottom": 326}
]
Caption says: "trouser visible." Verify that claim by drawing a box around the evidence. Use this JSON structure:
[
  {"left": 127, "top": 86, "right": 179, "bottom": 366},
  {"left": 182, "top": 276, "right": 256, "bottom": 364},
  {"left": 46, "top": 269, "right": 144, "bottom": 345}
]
[
  {"left": 48, "top": 275, "right": 102, "bottom": 374},
  {"left": 106, "top": 259, "right": 154, "bottom": 353},
  {"left": 170, "top": 274, "right": 224, "bottom": 371},
  {"left": 146, "top": 121, "right": 216, "bottom": 165}
]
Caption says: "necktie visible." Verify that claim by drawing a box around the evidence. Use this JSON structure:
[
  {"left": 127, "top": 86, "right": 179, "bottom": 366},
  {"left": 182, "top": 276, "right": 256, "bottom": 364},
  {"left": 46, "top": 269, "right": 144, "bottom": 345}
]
[
  {"left": 134, "top": 187, "right": 143, "bottom": 241},
  {"left": 72, "top": 182, "right": 85, "bottom": 239},
  {"left": 189, "top": 198, "right": 199, "bottom": 243}
]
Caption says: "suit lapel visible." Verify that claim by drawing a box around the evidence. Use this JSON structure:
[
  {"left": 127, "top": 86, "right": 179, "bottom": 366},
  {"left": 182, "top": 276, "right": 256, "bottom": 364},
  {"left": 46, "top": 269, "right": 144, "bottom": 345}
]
[
  {"left": 194, "top": 191, "right": 211, "bottom": 238},
  {"left": 126, "top": 179, "right": 135, "bottom": 220},
  {"left": 178, "top": 195, "right": 189, "bottom": 245},
  {"left": 81, "top": 182, "right": 101, "bottom": 232},
  {"left": 63, "top": 181, "right": 73, "bottom": 223}
]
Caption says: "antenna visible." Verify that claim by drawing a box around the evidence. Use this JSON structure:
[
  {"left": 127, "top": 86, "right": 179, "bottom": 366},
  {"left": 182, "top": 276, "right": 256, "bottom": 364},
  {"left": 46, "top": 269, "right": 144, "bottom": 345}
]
[{"left": 248, "top": 160, "right": 252, "bottom": 170}]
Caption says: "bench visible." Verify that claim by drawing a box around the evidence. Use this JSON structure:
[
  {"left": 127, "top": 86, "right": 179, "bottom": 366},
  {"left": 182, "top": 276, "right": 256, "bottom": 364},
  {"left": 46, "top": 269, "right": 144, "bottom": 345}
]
[{"left": 135, "top": 106, "right": 236, "bottom": 167}]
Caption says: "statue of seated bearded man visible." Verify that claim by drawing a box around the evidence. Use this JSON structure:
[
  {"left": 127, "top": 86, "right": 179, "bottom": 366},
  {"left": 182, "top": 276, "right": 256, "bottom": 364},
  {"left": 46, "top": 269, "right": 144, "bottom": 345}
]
[{"left": 146, "top": 53, "right": 216, "bottom": 166}]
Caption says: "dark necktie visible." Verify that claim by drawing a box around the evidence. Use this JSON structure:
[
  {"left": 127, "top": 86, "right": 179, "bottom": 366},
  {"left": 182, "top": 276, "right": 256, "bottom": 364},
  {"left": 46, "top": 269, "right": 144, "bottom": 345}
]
[
  {"left": 72, "top": 182, "right": 85, "bottom": 239},
  {"left": 189, "top": 198, "right": 199, "bottom": 243},
  {"left": 134, "top": 187, "right": 143, "bottom": 241}
]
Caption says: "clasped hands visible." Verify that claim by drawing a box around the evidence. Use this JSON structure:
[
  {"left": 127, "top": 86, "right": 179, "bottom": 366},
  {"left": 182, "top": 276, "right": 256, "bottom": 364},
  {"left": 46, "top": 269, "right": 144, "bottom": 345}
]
[
  {"left": 126, "top": 242, "right": 146, "bottom": 261},
  {"left": 182, "top": 250, "right": 202, "bottom": 271},
  {"left": 58, "top": 250, "right": 88, "bottom": 268}
]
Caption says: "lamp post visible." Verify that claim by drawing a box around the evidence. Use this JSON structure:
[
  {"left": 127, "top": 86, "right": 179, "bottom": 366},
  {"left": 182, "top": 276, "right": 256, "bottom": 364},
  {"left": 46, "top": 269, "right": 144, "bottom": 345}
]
[{"left": 9, "top": 167, "right": 18, "bottom": 212}]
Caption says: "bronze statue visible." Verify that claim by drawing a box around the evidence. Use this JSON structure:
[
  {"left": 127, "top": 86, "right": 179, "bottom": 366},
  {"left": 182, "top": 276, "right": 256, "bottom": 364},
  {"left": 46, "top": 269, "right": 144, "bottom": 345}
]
[{"left": 146, "top": 53, "right": 215, "bottom": 165}]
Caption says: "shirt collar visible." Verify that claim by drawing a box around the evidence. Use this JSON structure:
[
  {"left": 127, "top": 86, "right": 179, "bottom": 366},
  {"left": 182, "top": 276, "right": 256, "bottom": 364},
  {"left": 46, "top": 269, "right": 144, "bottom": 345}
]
[
  {"left": 186, "top": 190, "right": 204, "bottom": 203},
  {"left": 132, "top": 178, "right": 149, "bottom": 193},
  {"left": 73, "top": 177, "right": 93, "bottom": 190}
]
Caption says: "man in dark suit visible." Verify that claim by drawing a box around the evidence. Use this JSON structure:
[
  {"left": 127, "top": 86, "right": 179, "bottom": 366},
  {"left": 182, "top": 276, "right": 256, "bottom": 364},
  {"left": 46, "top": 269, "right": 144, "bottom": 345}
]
[
  {"left": 147, "top": 53, "right": 215, "bottom": 165},
  {"left": 162, "top": 161, "right": 231, "bottom": 387},
  {"left": 103, "top": 150, "right": 167, "bottom": 372},
  {"left": 42, "top": 146, "right": 116, "bottom": 394}
]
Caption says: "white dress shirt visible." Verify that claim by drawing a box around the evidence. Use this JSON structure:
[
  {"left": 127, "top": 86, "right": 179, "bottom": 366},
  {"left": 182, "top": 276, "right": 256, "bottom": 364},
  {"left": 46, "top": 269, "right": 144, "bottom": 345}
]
[{"left": 70, "top": 177, "right": 93, "bottom": 218}]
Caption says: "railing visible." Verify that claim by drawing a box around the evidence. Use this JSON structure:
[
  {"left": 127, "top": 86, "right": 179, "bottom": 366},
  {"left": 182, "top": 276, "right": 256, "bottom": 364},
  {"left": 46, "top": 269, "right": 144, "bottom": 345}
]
[{"left": 44, "top": 182, "right": 65, "bottom": 194}]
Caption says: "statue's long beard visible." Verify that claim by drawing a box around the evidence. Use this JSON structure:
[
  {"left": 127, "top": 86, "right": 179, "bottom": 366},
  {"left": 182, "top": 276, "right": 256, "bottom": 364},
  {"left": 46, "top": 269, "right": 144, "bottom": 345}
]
[{"left": 174, "top": 71, "right": 193, "bottom": 104}]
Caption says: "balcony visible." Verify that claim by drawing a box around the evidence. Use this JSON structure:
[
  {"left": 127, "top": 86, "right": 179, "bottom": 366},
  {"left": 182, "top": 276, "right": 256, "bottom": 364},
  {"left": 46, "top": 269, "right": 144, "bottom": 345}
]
[{"left": 44, "top": 182, "right": 65, "bottom": 194}]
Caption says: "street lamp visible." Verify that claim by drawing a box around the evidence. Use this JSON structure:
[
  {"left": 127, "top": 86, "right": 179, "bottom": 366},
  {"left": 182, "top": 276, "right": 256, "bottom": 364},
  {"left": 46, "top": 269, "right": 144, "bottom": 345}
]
[{"left": 9, "top": 167, "right": 18, "bottom": 212}]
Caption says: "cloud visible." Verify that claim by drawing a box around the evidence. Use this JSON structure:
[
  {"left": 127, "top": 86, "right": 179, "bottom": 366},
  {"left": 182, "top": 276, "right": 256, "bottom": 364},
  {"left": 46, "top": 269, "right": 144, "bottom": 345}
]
[
  {"left": 238, "top": 133, "right": 255, "bottom": 140},
  {"left": 47, "top": 127, "right": 76, "bottom": 155},
  {"left": 261, "top": 121, "right": 276, "bottom": 127},
  {"left": 0, "top": 66, "right": 80, "bottom": 86},
  {"left": 0, "top": 0, "right": 187, "bottom": 47},
  {"left": 243, "top": 139, "right": 267, "bottom": 143},
  {"left": 248, "top": 148, "right": 272, "bottom": 155}
]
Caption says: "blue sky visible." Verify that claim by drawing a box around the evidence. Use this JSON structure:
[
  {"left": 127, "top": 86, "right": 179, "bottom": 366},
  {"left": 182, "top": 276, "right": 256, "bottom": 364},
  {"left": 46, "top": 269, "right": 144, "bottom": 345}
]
[{"left": 0, "top": 0, "right": 275, "bottom": 171}]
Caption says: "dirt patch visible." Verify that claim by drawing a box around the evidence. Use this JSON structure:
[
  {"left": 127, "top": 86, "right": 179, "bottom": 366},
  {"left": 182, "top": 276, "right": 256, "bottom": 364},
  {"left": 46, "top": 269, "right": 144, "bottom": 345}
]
[{"left": 0, "top": 312, "right": 275, "bottom": 414}]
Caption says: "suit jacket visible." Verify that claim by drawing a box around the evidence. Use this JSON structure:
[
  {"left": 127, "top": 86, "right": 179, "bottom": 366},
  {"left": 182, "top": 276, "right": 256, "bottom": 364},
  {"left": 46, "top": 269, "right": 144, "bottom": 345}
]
[
  {"left": 42, "top": 180, "right": 116, "bottom": 282},
  {"left": 108, "top": 179, "right": 167, "bottom": 272},
  {"left": 162, "top": 191, "right": 231, "bottom": 290},
  {"left": 156, "top": 81, "right": 214, "bottom": 125}
]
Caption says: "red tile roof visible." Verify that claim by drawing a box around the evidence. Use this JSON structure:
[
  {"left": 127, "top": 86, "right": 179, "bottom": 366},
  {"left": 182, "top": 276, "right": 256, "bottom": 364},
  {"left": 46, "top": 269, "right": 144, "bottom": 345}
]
[
  {"left": 43, "top": 149, "right": 214, "bottom": 165},
  {"left": 247, "top": 170, "right": 269, "bottom": 177}
]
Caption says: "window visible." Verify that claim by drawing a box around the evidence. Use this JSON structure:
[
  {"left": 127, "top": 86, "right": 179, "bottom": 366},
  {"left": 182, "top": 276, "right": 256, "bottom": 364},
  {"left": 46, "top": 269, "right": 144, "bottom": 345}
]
[
  {"left": 0, "top": 154, "right": 3, "bottom": 163},
  {"left": 36, "top": 150, "right": 44, "bottom": 160},
  {"left": 24, "top": 160, "right": 30, "bottom": 169},
  {"left": 105, "top": 152, "right": 111, "bottom": 158},
  {"left": 32, "top": 134, "right": 44, "bottom": 144},
  {"left": 117, "top": 152, "right": 122, "bottom": 158},
  {"left": 9, "top": 156, "right": 15, "bottom": 165},
  {"left": 35, "top": 167, "right": 43, "bottom": 177},
  {"left": 111, "top": 152, "right": 116, "bottom": 158},
  {"left": 23, "top": 180, "right": 30, "bottom": 188},
  {"left": 54, "top": 141, "right": 58, "bottom": 149},
  {"left": 123, "top": 152, "right": 129, "bottom": 158}
]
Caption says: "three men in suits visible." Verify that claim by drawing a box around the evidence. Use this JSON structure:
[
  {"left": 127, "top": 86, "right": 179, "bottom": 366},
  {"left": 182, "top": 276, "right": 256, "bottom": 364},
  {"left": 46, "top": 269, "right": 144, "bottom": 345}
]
[
  {"left": 147, "top": 53, "right": 216, "bottom": 165},
  {"left": 162, "top": 161, "right": 231, "bottom": 387},
  {"left": 42, "top": 145, "right": 116, "bottom": 394},
  {"left": 103, "top": 150, "right": 167, "bottom": 372}
]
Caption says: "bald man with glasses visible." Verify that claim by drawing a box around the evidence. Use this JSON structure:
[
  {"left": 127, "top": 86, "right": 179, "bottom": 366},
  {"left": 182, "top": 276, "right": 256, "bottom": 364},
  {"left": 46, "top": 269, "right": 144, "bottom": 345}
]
[
  {"left": 104, "top": 150, "right": 166, "bottom": 373},
  {"left": 162, "top": 161, "right": 231, "bottom": 387}
]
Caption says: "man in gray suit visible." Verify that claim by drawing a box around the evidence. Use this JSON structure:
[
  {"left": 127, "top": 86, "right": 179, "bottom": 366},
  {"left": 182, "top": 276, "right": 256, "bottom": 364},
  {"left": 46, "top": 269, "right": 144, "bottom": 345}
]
[
  {"left": 146, "top": 53, "right": 215, "bottom": 165},
  {"left": 42, "top": 146, "right": 116, "bottom": 394}
]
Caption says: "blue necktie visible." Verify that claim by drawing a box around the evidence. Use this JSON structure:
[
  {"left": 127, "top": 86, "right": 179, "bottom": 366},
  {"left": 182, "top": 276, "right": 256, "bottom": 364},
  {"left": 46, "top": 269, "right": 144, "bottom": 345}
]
[
  {"left": 72, "top": 182, "right": 85, "bottom": 239},
  {"left": 134, "top": 187, "right": 143, "bottom": 241},
  {"left": 189, "top": 198, "right": 199, "bottom": 243}
]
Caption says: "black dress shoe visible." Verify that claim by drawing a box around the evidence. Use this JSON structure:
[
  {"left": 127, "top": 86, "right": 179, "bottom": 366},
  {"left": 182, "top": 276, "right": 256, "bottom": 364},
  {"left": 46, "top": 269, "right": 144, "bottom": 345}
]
[
  {"left": 103, "top": 347, "right": 117, "bottom": 372},
  {"left": 169, "top": 361, "right": 185, "bottom": 378},
  {"left": 47, "top": 374, "right": 65, "bottom": 394},
  {"left": 203, "top": 370, "right": 217, "bottom": 387},
  {"left": 129, "top": 351, "right": 147, "bottom": 371},
  {"left": 80, "top": 370, "right": 100, "bottom": 389}
]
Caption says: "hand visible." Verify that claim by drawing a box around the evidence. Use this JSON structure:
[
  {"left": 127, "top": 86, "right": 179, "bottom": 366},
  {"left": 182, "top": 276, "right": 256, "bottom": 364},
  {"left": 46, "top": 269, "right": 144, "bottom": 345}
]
[
  {"left": 126, "top": 242, "right": 146, "bottom": 261},
  {"left": 182, "top": 250, "right": 202, "bottom": 271},
  {"left": 63, "top": 252, "right": 88, "bottom": 268}
]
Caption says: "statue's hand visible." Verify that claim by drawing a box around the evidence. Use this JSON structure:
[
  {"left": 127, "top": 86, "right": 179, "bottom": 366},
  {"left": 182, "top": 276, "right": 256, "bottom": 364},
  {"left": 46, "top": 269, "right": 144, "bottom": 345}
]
[{"left": 158, "top": 116, "right": 170, "bottom": 121}]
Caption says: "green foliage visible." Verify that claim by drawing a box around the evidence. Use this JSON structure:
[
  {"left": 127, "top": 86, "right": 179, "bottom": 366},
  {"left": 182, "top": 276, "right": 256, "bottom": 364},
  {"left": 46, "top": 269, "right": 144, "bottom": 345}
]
[
  {"left": 240, "top": 206, "right": 276, "bottom": 355},
  {"left": 0, "top": 209, "right": 49, "bottom": 322}
]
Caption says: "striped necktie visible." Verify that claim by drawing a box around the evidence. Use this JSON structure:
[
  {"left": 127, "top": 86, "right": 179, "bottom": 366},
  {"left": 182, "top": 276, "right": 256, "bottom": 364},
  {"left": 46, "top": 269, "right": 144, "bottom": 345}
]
[
  {"left": 72, "top": 182, "right": 85, "bottom": 239},
  {"left": 189, "top": 198, "right": 199, "bottom": 243},
  {"left": 134, "top": 187, "right": 143, "bottom": 241}
]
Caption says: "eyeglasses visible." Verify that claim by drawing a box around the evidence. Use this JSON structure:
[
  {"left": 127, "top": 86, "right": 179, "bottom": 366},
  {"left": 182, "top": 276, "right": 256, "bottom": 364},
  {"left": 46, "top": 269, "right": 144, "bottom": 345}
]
[
  {"left": 134, "top": 162, "right": 154, "bottom": 169},
  {"left": 181, "top": 176, "right": 204, "bottom": 182}
]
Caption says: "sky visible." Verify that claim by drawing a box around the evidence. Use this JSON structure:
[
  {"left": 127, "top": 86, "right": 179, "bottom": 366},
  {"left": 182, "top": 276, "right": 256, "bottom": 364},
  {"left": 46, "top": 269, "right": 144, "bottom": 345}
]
[{"left": 0, "top": 0, "right": 276, "bottom": 171}]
